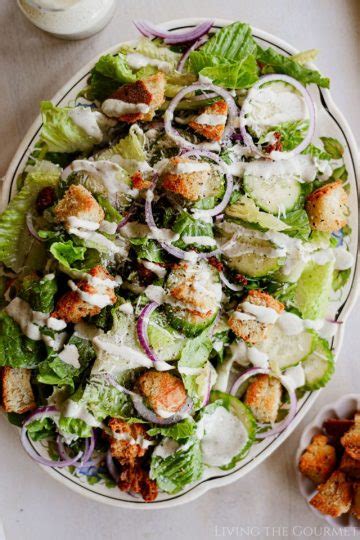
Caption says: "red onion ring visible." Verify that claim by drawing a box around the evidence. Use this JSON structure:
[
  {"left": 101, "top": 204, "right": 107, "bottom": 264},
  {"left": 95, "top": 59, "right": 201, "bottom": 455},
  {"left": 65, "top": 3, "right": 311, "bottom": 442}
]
[
  {"left": 21, "top": 407, "right": 83, "bottom": 468},
  {"left": 136, "top": 301, "right": 160, "bottom": 364},
  {"left": 117, "top": 206, "right": 135, "bottom": 231},
  {"left": 239, "top": 74, "right": 316, "bottom": 160},
  {"left": 133, "top": 20, "right": 213, "bottom": 45},
  {"left": 219, "top": 271, "right": 243, "bottom": 292},
  {"left": 26, "top": 212, "right": 44, "bottom": 242},
  {"left": 164, "top": 82, "right": 239, "bottom": 149},
  {"left": 177, "top": 35, "right": 208, "bottom": 73},
  {"left": 230, "top": 367, "right": 298, "bottom": 438}
]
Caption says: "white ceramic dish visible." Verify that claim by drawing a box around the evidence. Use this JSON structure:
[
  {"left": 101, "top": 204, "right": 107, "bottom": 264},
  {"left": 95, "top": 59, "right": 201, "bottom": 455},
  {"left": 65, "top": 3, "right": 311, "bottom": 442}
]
[
  {"left": 296, "top": 394, "right": 360, "bottom": 527},
  {"left": 2, "top": 17, "right": 359, "bottom": 509}
]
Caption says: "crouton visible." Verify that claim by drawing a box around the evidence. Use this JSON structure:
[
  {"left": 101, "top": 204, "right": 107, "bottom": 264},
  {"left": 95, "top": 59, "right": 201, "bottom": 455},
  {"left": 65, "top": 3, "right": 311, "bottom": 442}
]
[
  {"left": 109, "top": 73, "right": 165, "bottom": 123},
  {"left": 1, "top": 367, "right": 35, "bottom": 414},
  {"left": 108, "top": 418, "right": 151, "bottom": 466},
  {"left": 137, "top": 370, "right": 187, "bottom": 416},
  {"left": 310, "top": 471, "right": 352, "bottom": 517},
  {"left": 118, "top": 462, "right": 158, "bottom": 502},
  {"left": 189, "top": 100, "right": 228, "bottom": 141},
  {"left": 54, "top": 184, "right": 104, "bottom": 226},
  {"left": 51, "top": 265, "right": 117, "bottom": 323},
  {"left": 351, "top": 482, "right": 360, "bottom": 520},
  {"left": 228, "top": 290, "right": 284, "bottom": 344},
  {"left": 244, "top": 374, "right": 282, "bottom": 424},
  {"left": 341, "top": 414, "right": 360, "bottom": 461},
  {"left": 340, "top": 452, "right": 360, "bottom": 479},
  {"left": 299, "top": 434, "right": 337, "bottom": 484},
  {"left": 162, "top": 156, "right": 212, "bottom": 202},
  {"left": 306, "top": 181, "right": 349, "bottom": 232},
  {"left": 131, "top": 171, "right": 152, "bottom": 191}
]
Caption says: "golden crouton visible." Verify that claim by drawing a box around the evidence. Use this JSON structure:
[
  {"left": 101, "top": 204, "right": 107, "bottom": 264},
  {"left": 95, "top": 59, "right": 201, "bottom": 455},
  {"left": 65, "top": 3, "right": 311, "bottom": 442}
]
[
  {"left": 110, "top": 72, "right": 165, "bottom": 123},
  {"left": 189, "top": 100, "right": 228, "bottom": 141},
  {"left": 118, "top": 462, "right": 158, "bottom": 502},
  {"left": 310, "top": 471, "right": 352, "bottom": 517},
  {"left": 51, "top": 265, "right": 117, "bottom": 323},
  {"left": 54, "top": 184, "right": 104, "bottom": 226},
  {"left": 351, "top": 482, "right": 360, "bottom": 520},
  {"left": 108, "top": 418, "right": 151, "bottom": 466},
  {"left": 162, "top": 156, "right": 212, "bottom": 202},
  {"left": 244, "top": 374, "right": 282, "bottom": 424},
  {"left": 228, "top": 290, "right": 284, "bottom": 345},
  {"left": 306, "top": 181, "right": 349, "bottom": 232},
  {"left": 137, "top": 370, "right": 187, "bottom": 416},
  {"left": 340, "top": 452, "right": 360, "bottom": 479},
  {"left": 1, "top": 367, "right": 36, "bottom": 414},
  {"left": 131, "top": 171, "right": 152, "bottom": 191},
  {"left": 341, "top": 414, "right": 360, "bottom": 461},
  {"left": 299, "top": 434, "right": 337, "bottom": 484}
]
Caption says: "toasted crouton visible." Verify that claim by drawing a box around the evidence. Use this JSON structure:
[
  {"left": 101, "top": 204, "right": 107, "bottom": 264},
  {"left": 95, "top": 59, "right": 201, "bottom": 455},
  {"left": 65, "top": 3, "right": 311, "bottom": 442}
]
[
  {"left": 108, "top": 418, "right": 151, "bottom": 466},
  {"left": 118, "top": 462, "right": 158, "bottom": 502},
  {"left": 340, "top": 452, "right": 360, "bottom": 479},
  {"left": 228, "top": 290, "right": 284, "bottom": 344},
  {"left": 51, "top": 265, "right": 117, "bottom": 323},
  {"left": 310, "top": 471, "right": 352, "bottom": 517},
  {"left": 244, "top": 374, "right": 282, "bottom": 424},
  {"left": 137, "top": 371, "right": 187, "bottom": 416},
  {"left": 306, "top": 181, "right": 349, "bottom": 232},
  {"left": 131, "top": 171, "right": 152, "bottom": 191},
  {"left": 161, "top": 156, "right": 213, "bottom": 202},
  {"left": 189, "top": 100, "right": 228, "bottom": 141},
  {"left": 341, "top": 414, "right": 360, "bottom": 461},
  {"left": 351, "top": 482, "right": 360, "bottom": 519},
  {"left": 54, "top": 184, "right": 104, "bottom": 226},
  {"left": 299, "top": 434, "right": 337, "bottom": 484},
  {"left": 108, "top": 73, "right": 165, "bottom": 123},
  {"left": 1, "top": 367, "right": 35, "bottom": 414}
]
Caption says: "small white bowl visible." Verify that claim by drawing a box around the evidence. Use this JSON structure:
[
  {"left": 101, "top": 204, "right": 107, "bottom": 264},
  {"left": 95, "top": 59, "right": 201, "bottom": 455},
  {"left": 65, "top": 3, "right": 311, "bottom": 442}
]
[{"left": 296, "top": 393, "right": 360, "bottom": 527}]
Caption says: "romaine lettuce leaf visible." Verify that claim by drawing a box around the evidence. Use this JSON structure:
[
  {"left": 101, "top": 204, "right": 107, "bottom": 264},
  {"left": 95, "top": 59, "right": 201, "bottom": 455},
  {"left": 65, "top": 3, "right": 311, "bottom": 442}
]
[
  {"left": 0, "top": 312, "right": 43, "bottom": 368},
  {"left": 150, "top": 437, "right": 203, "bottom": 494},
  {"left": 18, "top": 273, "right": 57, "bottom": 313},
  {"left": 121, "top": 37, "right": 181, "bottom": 71},
  {"left": 256, "top": 46, "right": 330, "bottom": 88},
  {"left": 50, "top": 240, "right": 86, "bottom": 269},
  {"left": 130, "top": 238, "right": 166, "bottom": 263},
  {"left": 0, "top": 171, "right": 59, "bottom": 272},
  {"left": 200, "top": 22, "right": 257, "bottom": 61},
  {"left": 281, "top": 209, "right": 311, "bottom": 241},
  {"left": 147, "top": 418, "right": 195, "bottom": 441},
  {"left": 88, "top": 53, "right": 136, "bottom": 101},
  {"left": 173, "top": 210, "right": 215, "bottom": 252},
  {"left": 294, "top": 260, "right": 334, "bottom": 319},
  {"left": 26, "top": 417, "right": 56, "bottom": 441}
]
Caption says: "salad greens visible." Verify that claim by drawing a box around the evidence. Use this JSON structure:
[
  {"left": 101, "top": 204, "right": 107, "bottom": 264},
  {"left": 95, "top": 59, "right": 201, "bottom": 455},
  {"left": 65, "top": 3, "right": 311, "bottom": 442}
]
[{"left": 0, "top": 20, "right": 353, "bottom": 504}]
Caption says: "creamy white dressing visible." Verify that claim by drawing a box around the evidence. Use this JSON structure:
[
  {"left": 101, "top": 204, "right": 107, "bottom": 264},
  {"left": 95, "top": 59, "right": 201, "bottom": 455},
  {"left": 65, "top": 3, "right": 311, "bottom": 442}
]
[
  {"left": 141, "top": 260, "right": 167, "bottom": 279},
  {"left": 178, "top": 366, "right": 204, "bottom": 376},
  {"left": 173, "top": 161, "right": 211, "bottom": 175},
  {"left": 98, "top": 220, "right": 117, "bottom": 235},
  {"left": 144, "top": 285, "right": 166, "bottom": 304},
  {"left": 62, "top": 399, "right": 102, "bottom": 427},
  {"left": 243, "top": 155, "right": 317, "bottom": 184},
  {"left": 194, "top": 113, "right": 227, "bottom": 126},
  {"left": 111, "top": 430, "right": 154, "bottom": 450},
  {"left": 247, "top": 347, "right": 269, "bottom": 369},
  {"left": 69, "top": 227, "right": 122, "bottom": 254},
  {"left": 58, "top": 344, "right": 80, "bottom": 369},
  {"left": 200, "top": 406, "right": 248, "bottom": 467},
  {"left": 117, "top": 302, "right": 134, "bottom": 315},
  {"left": 153, "top": 438, "right": 179, "bottom": 459},
  {"left": 182, "top": 235, "right": 217, "bottom": 247},
  {"left": 67, "top": 216, "right": 100, "bottom": 230},
  {"left": 334, "top": 247, "right": 354, "bottom": 270},
  {"left": 102, "top": 99, "right": 150, "bottom": 118},
  {"left": 68, "top": 280, "right": 113, "bottom": 308},
  {"left": 68, "top": 107, "right": 113, "bottom": 142},
  {"left": 111, "top": 154, "right": 153, "bottom": 176},
  {"left": 6, "top": 297, "right": 43, "bottom": 341},
  {"left": 74, "top": 322, "right": 99, "bottom": 340},
  {"left": 42, "top": 332, "right": 67, "bottom": 352},
  {"left": 282, "top": 364, "right": 305, "bottom": 390},
  {"left": 126, "top": 52, "right": 172, "bottom": 73},
  {"left": 47, "top": 317, "right": 67, "bottom": 331},
  {"left": 239, "top": 301, "right": 279, "bottom": 324}
]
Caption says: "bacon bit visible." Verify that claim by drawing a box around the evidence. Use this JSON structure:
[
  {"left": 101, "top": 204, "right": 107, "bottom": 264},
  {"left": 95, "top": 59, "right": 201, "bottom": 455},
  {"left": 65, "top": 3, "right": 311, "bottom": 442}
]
[
  {"left": 137, "top": 263, "right": 156, "bottom": 286},
  {"left": 118, "top": 463, "right": 158, "bottom": 502},
  {"left": 234, "top": 274, "right": 248, "bottom": 286},
  {"left": 265, "top": 132, "right": 282, "bottom": 154},
  {"left": 208, "top": 256, "right": 224, "bottom": 272},
  {"left": 36, "top": 186, "right": 56, "bottom": 214},
  {"left": 132, "top": 171, "right": 152, "bottom": 191}
]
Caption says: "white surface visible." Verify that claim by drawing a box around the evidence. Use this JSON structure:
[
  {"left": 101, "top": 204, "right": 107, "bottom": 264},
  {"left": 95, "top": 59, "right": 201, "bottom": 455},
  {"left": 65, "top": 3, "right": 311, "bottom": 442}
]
[{"left": 0, "top": 0, "right": 359, "bottom": 538}]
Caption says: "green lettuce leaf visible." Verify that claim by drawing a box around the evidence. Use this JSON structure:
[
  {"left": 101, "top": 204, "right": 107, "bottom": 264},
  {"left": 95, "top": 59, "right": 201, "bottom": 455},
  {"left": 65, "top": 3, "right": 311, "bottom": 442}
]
[
  {"left": 0, "top": 171, "right": 59, "bottom": 272},
  {"left": 50, "top": 240, "right": 86, "bottom": 268},
  {"left": 320, "top": 137, "right": 344, "bottom": 159},
  {"left": 282, "top": 209, "right": 311, "bottom": 241},
  {"left": 200, "top": 22, "right": 257, "bottom": 61},
  {"left": 130, "top": 238, "right": 166, "bottom": 263},
  {"left": 294, "top": 260, "right": 334, "bottom": 319},
  {"left": 83, "top": 376, "right": 134, "bottom": 421},
  {"left": 332, "top": 267, "right": 351, "bottom": 292},
  {"left": 37, "top": 352, "right": 78, "bottom": 390},
  {"left": 26, "top": 417, "right": 56, "bottom": 441},
  {"left": 0, "top": 311, "right": 43, "bottom": 368},
  {"left": 256, "top": 46, "right": 330, "bottom": 88},
  {"left": 150, "top": 437, "right": 203, "bottom": 494},
  {"left": 259, "top": 120, "right": 310, "bottom": 152},
  {"left": 18, "top": 273, "right": 57, "bottom": 313},
  {"left": 147, "top": 418, "right": 195, "bottom": 441},
  {"left": 40, "top": 101, "right": 101, "bottom": 153},
  {"left": 173, "top": 211, "right": 215, "bottom": 252},
  {"left": 121, "top": 37, "right": 181, "bottom": 71},
  {"left": 88, "top": 53, "right": 136, "bottom": 101}
]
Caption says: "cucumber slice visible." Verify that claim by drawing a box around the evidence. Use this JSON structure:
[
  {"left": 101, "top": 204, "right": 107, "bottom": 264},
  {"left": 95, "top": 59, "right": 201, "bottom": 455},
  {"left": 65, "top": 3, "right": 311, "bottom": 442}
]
[
  {"left": 294, "top": 260, "right": 334, "bottom": 319},
  {"left": 165, "top": 306, "right": 218, "bottom": 337},
  {"left": 243, "top": 172, "right": 302, "bottom": 215},
  {"left": 199, "top": 391, "right": 256, "bottom": 470},
  {"left": 302, "top": 336, "right": 335, "bottom": 390},
  {"left": 228, "top": 252, "right": 282, "bottom": 278},
  {"left": 256, "top": 324, "right": 314, "bottom": 370}
]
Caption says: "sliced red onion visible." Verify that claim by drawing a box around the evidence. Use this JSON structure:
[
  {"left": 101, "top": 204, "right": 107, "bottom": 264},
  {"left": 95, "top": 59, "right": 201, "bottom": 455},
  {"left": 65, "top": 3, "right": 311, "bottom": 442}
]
[
  {"left": 239, "top": 74, "right": 315, "bottom": 160},
  {"left": 26, "top": 212, "right": 44, "bottom": 242},
  {"left": 164, "top": 82, "right": 239, "bottom": 149},
  {"left": 230, "top": 368, "right": 298, "bottom": 438},
  {"left": 21, "top": 407, "right": 83, "bottom": 468},
  {"left": 219, "top": 271, "right": 243, "bottom": 292},
  {"left": 133, "top": 20, "right": 213, "bottom": 45},
  {"left": 106, "top": 449, "right": 120, "bottom": 483},
  {"left": 117, "top": 207, "right": 135, "bottom": 231},
  {"left": 181, "top": 149, "right": 234, "bottom": 218},
  {"left": 136, "top": 301, "right": 160, "bottom": 364},
  {"left": 177, "top": 35, "right": 208, "bottom": 72}
]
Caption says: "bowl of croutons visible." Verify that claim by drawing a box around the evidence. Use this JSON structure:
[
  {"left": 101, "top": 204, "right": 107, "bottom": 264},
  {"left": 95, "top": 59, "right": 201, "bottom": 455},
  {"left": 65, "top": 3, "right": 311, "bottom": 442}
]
[{"left": 297, "top": 394, "right": 360, "bottom": 527}]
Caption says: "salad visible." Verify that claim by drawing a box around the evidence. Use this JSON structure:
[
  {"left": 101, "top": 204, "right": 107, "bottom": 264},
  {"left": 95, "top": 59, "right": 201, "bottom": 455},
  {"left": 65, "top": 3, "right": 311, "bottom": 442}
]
[{"left": 0, "top": 19, "right": 354, "bottom": 502}]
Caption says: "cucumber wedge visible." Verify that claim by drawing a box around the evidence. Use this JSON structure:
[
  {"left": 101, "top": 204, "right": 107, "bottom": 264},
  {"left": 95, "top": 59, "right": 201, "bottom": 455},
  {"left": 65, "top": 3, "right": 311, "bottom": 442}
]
[
  {"left": 256, "top": 324, "right": 314, "bottom": 370},
  {"left": 302, "top": 336, "right": 335, "bottom": 390},
  {"left": 228, "top": 252, "right": 282, "bottom": 278},
  {"left": 243, "top": 172, "right": 302, "bottom": 215}
]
